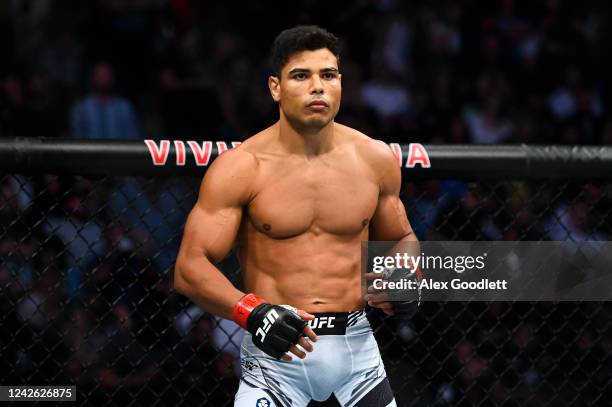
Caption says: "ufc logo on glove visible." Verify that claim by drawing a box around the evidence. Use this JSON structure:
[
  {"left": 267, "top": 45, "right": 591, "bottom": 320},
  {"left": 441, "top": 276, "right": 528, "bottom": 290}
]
[{"left": 255, "top": 309, "right": 280, "bottom": 341}]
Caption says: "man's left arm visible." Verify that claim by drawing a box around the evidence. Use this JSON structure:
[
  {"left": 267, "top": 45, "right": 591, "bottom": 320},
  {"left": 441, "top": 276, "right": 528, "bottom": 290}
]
[{"left": 368, "top": 141, "right": 420, "bottom": 315}]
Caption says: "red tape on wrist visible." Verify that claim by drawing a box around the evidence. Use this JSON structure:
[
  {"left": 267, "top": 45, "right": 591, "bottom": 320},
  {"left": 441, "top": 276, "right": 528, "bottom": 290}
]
[{"left": 233, "top": 293, "right": 266, "bottom": 329}]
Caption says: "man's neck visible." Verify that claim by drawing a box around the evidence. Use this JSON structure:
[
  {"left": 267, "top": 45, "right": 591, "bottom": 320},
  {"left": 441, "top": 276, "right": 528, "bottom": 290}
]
[{"left": 277, "top": 115, "right": 335, "bottom": 156}]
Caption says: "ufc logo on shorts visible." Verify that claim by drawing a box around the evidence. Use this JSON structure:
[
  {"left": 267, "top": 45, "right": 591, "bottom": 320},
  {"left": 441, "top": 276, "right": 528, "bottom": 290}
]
[
  {"left": 256, "top": 397, "right": 271, "bottom": 407},
  {"left": 255, "top": 309, "right": 279, "bottom": 342},
  {"left": 309, "top": 316, "right": 335, "bottom": 329}
]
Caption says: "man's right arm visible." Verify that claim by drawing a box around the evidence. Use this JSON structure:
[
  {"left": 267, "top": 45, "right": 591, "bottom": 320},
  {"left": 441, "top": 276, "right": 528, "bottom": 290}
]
[
  {"left": 173, "top": 148, "right": 316, "bottom": 359},
  {"left": 174, "top": 148, "right": 255, "bottom": 319}
]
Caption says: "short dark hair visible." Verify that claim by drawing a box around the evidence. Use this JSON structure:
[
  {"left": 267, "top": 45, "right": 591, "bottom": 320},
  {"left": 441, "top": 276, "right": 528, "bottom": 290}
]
[{"left": 269, "top": 25, "right": 341, "bottom": 78}]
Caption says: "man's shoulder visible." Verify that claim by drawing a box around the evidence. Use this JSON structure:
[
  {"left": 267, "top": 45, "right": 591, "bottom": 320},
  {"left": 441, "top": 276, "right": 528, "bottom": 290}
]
[
  {"left": 199, "top": 146, "right": 258, "bottom": 205},
  {"left": 336, "top": 123, "right": 396, "bottom": 169},
  {"left": 208, "top": 144, "right": 259, "bottom": 180},
  {"left": 233, "top": 124, "right": 277, "bottom": 155}
]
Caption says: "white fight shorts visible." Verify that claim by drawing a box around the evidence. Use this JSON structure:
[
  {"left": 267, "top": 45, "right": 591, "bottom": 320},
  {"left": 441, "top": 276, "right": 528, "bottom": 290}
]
[{"left": 234, "top": 310, "right": 396, "bottom": 407}]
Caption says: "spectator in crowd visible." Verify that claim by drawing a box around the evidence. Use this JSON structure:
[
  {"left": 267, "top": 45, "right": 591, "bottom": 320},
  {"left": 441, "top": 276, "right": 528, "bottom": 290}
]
[
  {"left": 546, "top": 200, "right": 608, "bottom": 242},
  {"left": 547, "top": 64, "right": 603, "bottom": 123},
  {"left": 175, "top": 304, "right": 244, "bottom": 377},
  {"left": 42, "top": 177, "right": 105, "bottom": 301},
  {"left": 465, "top": 71, "right": 514, "bottom": 144},
  {"left": 95, "top": 303, "right": 161, "bottom": 399},
  {"left": 361, "top": 61, "right": 414, "bottom": 122},
  {"left": 0, "top": 76, "right": 28, "bottom": 138},
  {"left": 70, "top": 63, "right": 141, "bottom": 139}
]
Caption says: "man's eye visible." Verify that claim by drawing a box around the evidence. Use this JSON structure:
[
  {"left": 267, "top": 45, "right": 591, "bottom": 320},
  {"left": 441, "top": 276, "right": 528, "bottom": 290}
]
[
  {"left": 323, "top": 73, "right": 336, "bottom": 80},
  {"left": 294, "top": 73, "right": 307, "bottom": 80}
]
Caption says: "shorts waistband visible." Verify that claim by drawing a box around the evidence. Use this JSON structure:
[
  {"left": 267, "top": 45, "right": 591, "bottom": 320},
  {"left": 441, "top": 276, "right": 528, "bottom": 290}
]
[{"left": 307, "top": 310, "right": 366, "bottom": 335}]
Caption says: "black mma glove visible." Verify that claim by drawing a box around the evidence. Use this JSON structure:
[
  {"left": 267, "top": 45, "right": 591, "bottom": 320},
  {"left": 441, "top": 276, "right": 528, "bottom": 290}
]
[
  {"left": 368, "top": 265, "right": 422, "bottom": 319},
  {"left": 390, "top": 265, "right": 422, "bottom": 319},
  {"left": 233, "top": 293, "right": 307, "bottom": 359}
]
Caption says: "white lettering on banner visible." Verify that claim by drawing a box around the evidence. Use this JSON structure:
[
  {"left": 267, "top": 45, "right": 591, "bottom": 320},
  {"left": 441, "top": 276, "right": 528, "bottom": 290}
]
[{"left": 255, "top": 309, "right": 280, "bottom": 342}]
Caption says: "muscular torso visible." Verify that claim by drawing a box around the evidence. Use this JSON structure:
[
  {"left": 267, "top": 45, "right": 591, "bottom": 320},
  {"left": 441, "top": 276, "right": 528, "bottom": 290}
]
[{"left": 235, "top": 125, "right": 381, "bottom": 312}]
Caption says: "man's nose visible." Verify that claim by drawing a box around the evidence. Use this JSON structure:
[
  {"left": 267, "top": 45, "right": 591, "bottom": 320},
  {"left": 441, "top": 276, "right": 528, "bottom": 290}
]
[{"left": 310, "top": 75, "right": 324, "bottom": 94}]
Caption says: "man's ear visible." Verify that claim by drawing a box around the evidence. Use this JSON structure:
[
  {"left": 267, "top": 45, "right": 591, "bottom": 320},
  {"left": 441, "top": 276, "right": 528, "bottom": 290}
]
[{"left": 268, "top": 76, "right": 281, "bottom": 102}]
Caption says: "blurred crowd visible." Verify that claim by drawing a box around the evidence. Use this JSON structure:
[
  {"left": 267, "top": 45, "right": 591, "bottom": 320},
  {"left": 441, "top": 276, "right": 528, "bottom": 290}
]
[
  {"left": 1, "top": 0, "right": 611, "bottom": 145},
  {"left": 0, "top": 174, "right": 244, "bottom": 404},
  {"left": 1, "top": 0, "right": 612, "bottom": 405}
]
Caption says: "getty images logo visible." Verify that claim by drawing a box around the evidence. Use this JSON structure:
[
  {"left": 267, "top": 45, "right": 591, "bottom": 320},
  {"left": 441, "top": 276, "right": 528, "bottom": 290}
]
[{"left": 256, "top": 309, "right": 279, "bottom": 342}]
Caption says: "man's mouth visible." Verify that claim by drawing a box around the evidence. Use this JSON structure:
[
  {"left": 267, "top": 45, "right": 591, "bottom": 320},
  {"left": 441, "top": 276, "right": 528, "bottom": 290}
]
[{"left": 307, "top": 100, "right": 329, "bottom": 109}]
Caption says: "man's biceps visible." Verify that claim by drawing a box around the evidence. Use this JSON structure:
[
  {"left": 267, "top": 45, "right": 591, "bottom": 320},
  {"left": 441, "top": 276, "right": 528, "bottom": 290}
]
[
  {"left": 371, "top": 202, "right": 411, "bottom": 234},
  {"left": 373, "top": 197, "right": 402, "bottom": 220},
  {"left": 190, "top": 202, "right": 240, "bottom": 225},
  {"left": 184, "top": 208, "right": 233, "bottom": 241},
  {"left": 181, "top": 230, "right": 230, "bottom": 265}
]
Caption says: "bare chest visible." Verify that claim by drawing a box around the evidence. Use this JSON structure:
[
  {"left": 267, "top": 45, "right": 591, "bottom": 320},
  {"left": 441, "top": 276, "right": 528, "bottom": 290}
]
[{"left": 247, "top": 160, "right": 379, "bottom": 238}]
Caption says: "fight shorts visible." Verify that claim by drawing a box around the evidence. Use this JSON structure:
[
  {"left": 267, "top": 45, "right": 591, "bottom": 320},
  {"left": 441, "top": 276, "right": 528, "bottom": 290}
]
[{"left": 234, "top": 310, "right": 396, "bottom": 407}]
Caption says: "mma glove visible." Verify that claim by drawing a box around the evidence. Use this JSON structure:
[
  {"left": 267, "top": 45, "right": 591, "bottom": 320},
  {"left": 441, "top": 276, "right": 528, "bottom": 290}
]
[
  {"left": 392, "top": 299, "right": 420, "bottom": 319},
  {"left": 233, "top": 293, "right": 307, "bottom": 359},
  {"left": 380, "top": 265, "right": 423, "bottom": 319}
]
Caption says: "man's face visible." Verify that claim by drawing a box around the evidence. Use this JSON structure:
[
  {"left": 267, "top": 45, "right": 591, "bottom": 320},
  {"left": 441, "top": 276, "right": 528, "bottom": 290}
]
[{"left": 269, "top": 48, "right": 341, "bottom": 131}]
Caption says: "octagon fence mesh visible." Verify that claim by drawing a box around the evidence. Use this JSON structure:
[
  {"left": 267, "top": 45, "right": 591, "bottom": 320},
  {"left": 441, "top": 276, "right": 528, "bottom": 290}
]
[{"left": 1, "top": 173, "right": 611, "bottom": 406}]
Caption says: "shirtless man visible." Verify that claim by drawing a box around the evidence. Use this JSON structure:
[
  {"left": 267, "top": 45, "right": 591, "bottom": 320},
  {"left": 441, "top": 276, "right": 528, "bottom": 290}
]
[{"left": 174, "top": 25, "right": 419, "bottom": 407}]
